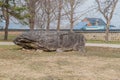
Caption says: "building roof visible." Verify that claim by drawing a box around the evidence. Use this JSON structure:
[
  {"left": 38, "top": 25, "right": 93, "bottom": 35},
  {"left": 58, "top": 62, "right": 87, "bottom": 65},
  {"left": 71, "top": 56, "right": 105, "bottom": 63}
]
[
  {"left": 73, "top": 22, "right": 87, "bottom": 29},
  {"left": 73, "top": 17, "right": 117, "bottom": 30},
  {"left": 85, "top": 18, "right": 106, "bottom": 26}
]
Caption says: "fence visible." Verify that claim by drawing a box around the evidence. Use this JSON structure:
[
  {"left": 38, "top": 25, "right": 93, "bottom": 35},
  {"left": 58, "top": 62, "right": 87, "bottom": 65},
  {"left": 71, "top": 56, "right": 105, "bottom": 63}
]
[{"left": 0, "top": 29, "right": 120, "bottom": 41}]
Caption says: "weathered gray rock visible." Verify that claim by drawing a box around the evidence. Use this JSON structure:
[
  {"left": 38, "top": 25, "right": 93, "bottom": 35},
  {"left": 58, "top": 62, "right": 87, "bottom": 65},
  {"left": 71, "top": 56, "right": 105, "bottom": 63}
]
[{"left": 13, "top": 31, "right": 85, "bottom": 52}]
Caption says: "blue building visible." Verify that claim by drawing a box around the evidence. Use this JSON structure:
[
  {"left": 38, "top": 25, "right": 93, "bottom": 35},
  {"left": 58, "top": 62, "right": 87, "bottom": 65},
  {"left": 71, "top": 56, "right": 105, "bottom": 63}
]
[{"left": 74, "top": 18, "right": 116, "bottom": 30}]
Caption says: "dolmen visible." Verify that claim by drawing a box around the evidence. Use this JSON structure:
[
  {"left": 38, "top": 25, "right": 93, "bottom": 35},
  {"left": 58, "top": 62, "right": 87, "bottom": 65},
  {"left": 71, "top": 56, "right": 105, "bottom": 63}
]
[{"left": 13, "top": 31, "right": 85, "bottom": 52}]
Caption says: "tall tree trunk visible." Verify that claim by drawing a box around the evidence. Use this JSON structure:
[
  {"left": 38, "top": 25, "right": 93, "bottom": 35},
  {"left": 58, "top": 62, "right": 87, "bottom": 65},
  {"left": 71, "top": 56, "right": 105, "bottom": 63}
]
[
  {"left": 70, "top": 10, "right": 74, "bottom": 32},
  {"left": 4, "top": 17, "right": 9, "bottom": 40},
  {"left": 70, "top": 1, "right": 74, "bottom": 32},
  {"left": 29, "top": 18, "right": 35, "bottom": 30},
  {"left": 46, "top": 15, "right": 50, "bottom": 32},
  {"left": 57, "top": 9, "right": 61, "bottom": 32},
  {"left": 105, "top": 21, "right": 110, "bottom": 42},
  {"left": 4, "top": 0, "right": 9, "bottom": 40},
  {"left": 29, "top": 9, "right": 35, "bottom": 30},
  {"left": 70, "top": 20, "right": 73, "bottom": 32},
  {"left": 27, "top": 0, "right": 36, "bottom": 30},
  {"left": 57, "top": 0, "right": 62, "bottom": 32}
]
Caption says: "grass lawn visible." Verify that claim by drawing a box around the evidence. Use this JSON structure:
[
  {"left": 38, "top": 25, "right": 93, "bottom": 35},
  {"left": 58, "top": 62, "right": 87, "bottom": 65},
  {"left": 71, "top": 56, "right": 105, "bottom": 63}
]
[
  {"left": 0, "top": 45, "right": 120, "bottom": 80},
  {"left": 0, "top": 34, "right": 18, "bottom": 42},
  {"left": 0, "top": 31, "right": 22, "bottom": 41},
  {"left": 87, "top": 40, "right": 120, "bottom": 44},
  {"left": 1, "top": 34, "right": 120, "bottom": 44}
]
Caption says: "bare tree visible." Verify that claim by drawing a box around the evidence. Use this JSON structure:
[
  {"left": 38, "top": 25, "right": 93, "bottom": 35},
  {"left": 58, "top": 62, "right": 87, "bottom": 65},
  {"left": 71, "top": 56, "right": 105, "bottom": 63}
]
[
  {"left": 35, "top": 14, "right": 46, "bottom": 30},
  {"left": 25, "top": 0, "right": 56, "bottom": 31},
  {"left": 41, "top": 0, "right": 56, "bottom": 32},
  {"left": 26, "top": 0, "right": 38, "bottom": 30},
  {"left": 96, "top": 0, "right": 118, "bottom": 42},
  {"left": 35, "top": 2, "right": 46, "bottom": 30},
  {"left": 29, "top": 0, "right": 88, "bottom": 32},
  {"left": 63, "top": 0, "right": 85, "bottom": 32},
  {"left": 56, "top": 0, "right": 63, "bottom": 31}
]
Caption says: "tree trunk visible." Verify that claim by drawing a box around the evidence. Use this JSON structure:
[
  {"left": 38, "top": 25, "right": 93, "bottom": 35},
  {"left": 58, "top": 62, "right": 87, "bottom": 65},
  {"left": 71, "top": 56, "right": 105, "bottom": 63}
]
[
  {"left": 4, "top": 18, "right": 9, "bottom": 40},
  {"left": 105, "top": 22, "right": 110, "bottom": 42},
  {"left": 57, "top": 0, "right": 62, "bottom": 32},
  {"left": 4, "top": 0, "right": 9, "bottom": 40},
  {"left": 29, "top": 9, "right": 35, "bottom": 31},
  {"left": 70, "top": 2, "right": 74, "bottom": 32},
  {"left": 27, "top": 0, "right": 36, "bottom": 31},
  {"left": 46, "top": 15, "right": 50, "bottom": 32},
  {"left": 70, "top": 20, "right": 74, "bottom": 32},
  {"left": 57, "top": 10, "right": 61, "bottom": 32},
  {"left": 70, "top": 11, "right": 74, "bottom": 32},
  {"left": 29, "top": 18, "right": 34, "bottom": 30}
]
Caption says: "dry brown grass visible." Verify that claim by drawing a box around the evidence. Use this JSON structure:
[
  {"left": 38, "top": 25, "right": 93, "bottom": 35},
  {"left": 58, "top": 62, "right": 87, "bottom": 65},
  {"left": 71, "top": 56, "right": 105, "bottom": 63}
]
[
  {"left": 0, "top": 31, "right": 23, "bottom": 35},
  {"left": 0, "top": 31, "right": 23, "bottom": 41},
  {"left": 0, "top": 46, "right": 120, "bottom": 80}
]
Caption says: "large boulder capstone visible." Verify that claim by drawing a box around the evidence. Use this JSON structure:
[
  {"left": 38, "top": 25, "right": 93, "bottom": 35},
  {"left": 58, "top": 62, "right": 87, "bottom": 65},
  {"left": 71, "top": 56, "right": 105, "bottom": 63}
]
[{"left": 13, "top": 31, "right": 85, "bottom": 52}]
